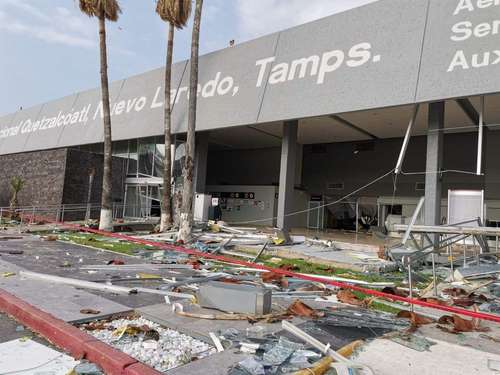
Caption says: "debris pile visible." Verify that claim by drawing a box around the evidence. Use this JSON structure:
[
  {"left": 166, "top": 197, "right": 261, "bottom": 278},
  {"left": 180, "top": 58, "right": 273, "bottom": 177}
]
[{"left": 0, "top": 221, "right": 498, "bottom": 375}]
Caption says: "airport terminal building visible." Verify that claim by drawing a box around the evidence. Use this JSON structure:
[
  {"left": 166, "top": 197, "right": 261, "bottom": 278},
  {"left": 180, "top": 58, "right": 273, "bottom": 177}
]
[{"left": 1, "top": 0, "right": 500, "bottom": 231}]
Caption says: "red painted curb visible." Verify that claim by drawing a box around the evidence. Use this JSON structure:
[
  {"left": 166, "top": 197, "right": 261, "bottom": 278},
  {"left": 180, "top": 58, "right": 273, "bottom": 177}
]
[
  {"left": 83, "top": 340, "right": 137, "bottom": 375},
  {"left": 124, "top": 362, "right": 167, "bottom": 375},
  {"left": 0, "top": 289, "right": 163, "bottom": 375}
]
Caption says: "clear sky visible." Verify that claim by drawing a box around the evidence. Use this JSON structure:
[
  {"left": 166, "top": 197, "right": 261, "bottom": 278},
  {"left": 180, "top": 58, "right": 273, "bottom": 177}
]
[{"left": 0, "top": 0, "right": 377, "bottom": 116}]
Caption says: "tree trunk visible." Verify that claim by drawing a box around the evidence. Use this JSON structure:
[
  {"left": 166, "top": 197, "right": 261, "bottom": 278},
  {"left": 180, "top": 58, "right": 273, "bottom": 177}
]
[
  {"left": 178, "top": 0, "right": 203, "bottom": 242},
  {"left": 9, "top": 191, "right": 18, "bottom": 220},
  {"left": 98, "top": 11, "right": 113, "bottom": 231},
  {"left": 160, "top": 23, "right": 175, "bottom": 232}
]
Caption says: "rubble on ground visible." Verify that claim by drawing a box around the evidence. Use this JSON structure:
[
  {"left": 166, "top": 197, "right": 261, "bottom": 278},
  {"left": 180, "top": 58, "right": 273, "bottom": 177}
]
[{"left": 0, "top": 221, "right": 498, "bottom": 374}]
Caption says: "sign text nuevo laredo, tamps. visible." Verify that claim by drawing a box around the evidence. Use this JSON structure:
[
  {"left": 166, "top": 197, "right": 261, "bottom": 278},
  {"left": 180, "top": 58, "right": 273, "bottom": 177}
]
[{"left": 0, "top": 41, "right": 379, "bottom": 139}]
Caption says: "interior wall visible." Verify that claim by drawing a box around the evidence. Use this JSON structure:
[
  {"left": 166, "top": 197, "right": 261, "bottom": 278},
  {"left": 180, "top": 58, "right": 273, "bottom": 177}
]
[
  {"left": 206, "top": 147, "right": 281, "bottom": 186},
  {"left": 303, "top": 133, "right": 485, "bottom": 199},
  {"left": 206, "top": 132, "right": 494, "bottom": 200},
  {"left": 485, "top": 130, "right": 500, "bottom": 200}
]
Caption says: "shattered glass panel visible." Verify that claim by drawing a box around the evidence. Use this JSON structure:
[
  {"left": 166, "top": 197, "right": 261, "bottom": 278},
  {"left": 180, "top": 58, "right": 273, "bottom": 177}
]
[
  {"left": 321, "top": 308, "right": 410, "bottom": 330},
  {"left": 138, "top": 138, "right": 155, "bottom": 176},
  {"left": 234, "top": 357, "right": 265, "bottom": 375},
  {"left": 262, "top": 337, "right": 303, "bottom": 367}
]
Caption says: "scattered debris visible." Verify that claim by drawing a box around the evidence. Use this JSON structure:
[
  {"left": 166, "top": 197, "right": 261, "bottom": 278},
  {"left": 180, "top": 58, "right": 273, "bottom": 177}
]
[
  {"left": 80, "top": 308, "right": 101, "bottom": 315},
  {"left": 1, "top": 223, "right": 498, "bottom": 374},
  {"left": 107, "top": 259, "right": 125, "bottom": 265},
  {"left": 71, "top": 361, "right": 104, "bottom": 375},
  {"left": 437, "top": 314, "right": 491, "bottom": 334},
  {"left": 287, "top": 299, "right": 324, "bottom": 318},
  {"left": 454, "top": 264, "right": 500, "bottom": 281},
  {"left": 387, "top": 331, "right": 436, "bottom": 352},
  {"left": 396, "top": 311, "right": 434, "bottom": 332},
  {"left": 42, "top": 234, "right": 58, "bottom": 241},
  {"left": 337, "top": 289, "right": 368, "bottom": 307}
]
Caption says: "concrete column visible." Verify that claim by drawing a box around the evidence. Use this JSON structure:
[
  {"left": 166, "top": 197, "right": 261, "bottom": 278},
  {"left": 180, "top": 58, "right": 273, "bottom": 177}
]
[
  {"left": 277, "top": 120, "right": 298, "bottom": 230},
  {"left": 424, "top": 102, "right": 445, "bottom": 244},
  {"left": 194, "top": 132, "right": 209, "bottom": 194},
  {"left": 295, "top": 144, "right": 303, "bottom": 186}
]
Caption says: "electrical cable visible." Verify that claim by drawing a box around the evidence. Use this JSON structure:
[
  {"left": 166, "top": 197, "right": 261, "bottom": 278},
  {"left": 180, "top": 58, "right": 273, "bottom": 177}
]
[{"left": 228, "top": 168, "right": 396, "bottom": 225}]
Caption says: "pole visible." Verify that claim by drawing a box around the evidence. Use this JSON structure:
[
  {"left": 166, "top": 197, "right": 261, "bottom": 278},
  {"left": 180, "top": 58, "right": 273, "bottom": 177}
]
[
  {"left": 477, "top": 96, "right": 484, "bottom": 175},
  {"left": 408, "top": 261, "right": 414, "bottom": 312},
  {"left": 355, "top": 199, "right": 359, "bottom": 234},
  {"left": 431, "top": 253, "right": 437, "bottom": 296},
  {"left": 402, "top": 197, "right": 425, "bottom": 245},
  {"left": 395, "top": 104, "right": 420, "bottom": 175}
]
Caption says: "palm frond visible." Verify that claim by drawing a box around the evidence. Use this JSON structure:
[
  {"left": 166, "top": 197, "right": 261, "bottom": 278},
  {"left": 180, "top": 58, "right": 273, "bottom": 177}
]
[
  {"left": 10, "top": 177, "right": 24, "bottom": 193},
  {"left": 156, "top": 0, "right": 192, "bottom": 29},
  {"left": 78, "top": 0, "right": 121, "bottom": 21},
  {"left": 79, "top": 0, "right": 97, "bottom": 17}
]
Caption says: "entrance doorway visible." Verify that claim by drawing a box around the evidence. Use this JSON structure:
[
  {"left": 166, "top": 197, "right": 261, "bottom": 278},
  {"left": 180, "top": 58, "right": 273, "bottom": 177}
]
[{"left": 123, "top": 180, "right": 162, "bottom": 219}]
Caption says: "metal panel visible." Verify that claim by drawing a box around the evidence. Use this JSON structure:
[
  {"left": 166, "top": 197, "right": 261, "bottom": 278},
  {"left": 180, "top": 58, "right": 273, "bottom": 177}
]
[
  {"left": 172, "top": 33, "right": 279, "bottom": 132},
  {"left": 197, "top": 281, "right": 271, "bottom": 315},
  {"left": 0, "top": 105, "right": 45, "bottom": 155},
  {"left": 57, "top": 79, "right": 125, "bottom": 148},
  {"left": 0, "top": 112, "right": 17, "bottom": 152},
  {"left": 417, "top": 0, "right": 500, "bottom": 101},
  {"left": 22, "top": 94, "right": 80, "bottom": 153},
  {"left": 447, "top": 189, "right": 484, "bottom": 226},
  {"left": 111, "top": 63, "right": 186, "bottom": 141},
  {"left": 258, "top": 0, "right": 428, "bottom": 122}
]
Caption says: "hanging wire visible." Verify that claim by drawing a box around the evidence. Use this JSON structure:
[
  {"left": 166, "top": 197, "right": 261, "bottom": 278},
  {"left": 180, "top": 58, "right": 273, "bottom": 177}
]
[{"left": 230, "top": 168, "right": 396, "bottom": 225}]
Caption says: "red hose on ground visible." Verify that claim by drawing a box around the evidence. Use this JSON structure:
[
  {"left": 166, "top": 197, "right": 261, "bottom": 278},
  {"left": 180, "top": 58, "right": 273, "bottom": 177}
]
[{"left": 24, "top": 214, "right": 500, "bottom": 324}]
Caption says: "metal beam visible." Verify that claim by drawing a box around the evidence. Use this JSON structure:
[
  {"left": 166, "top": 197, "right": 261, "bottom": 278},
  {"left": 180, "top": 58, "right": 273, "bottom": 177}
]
[
  {"left": 329, "top": 115, "right": 379, "bottom": 140},
  {"left": 395, "top": 104, "right": 420, "bottom": 174},
  {"left": 456, "top": 98, "right": 479, "bottom": 124},
  {"left": 476, "top": 96, "right": 485, "bottom": 175},
  {"left": 394, "top": 223, "right": 500, "bottom": 236}
]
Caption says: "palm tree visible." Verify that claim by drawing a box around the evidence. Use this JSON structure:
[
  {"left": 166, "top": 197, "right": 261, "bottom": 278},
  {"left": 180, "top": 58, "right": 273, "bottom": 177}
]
[
  {"left": 156, "top": 0, "right": 192, "bottom": 232},
  {"left": 78, "top": 0, "right": 121, "bottom": 231},
  {"left": 178, "top": 0, "right": 203, "bottom": 242},
  {"left": 9, "top": 177, "right": 24, "bottom": 220}
]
